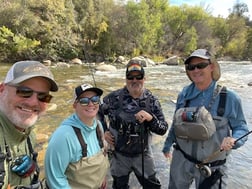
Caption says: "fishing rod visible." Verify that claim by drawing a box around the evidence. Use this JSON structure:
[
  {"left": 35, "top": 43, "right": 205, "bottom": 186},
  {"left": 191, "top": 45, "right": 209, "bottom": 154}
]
[
  {"left": 234, "top": 130, "right": 252, "bottom": 144},
  {"left": 201, "top": 130, "right": 252, "bottom": 165},
  {"left": 196, "top": 130, "right": 252, "bottom": 177},
  {"left": 82, "top": 47, "right": 97, "bottom": 87}
]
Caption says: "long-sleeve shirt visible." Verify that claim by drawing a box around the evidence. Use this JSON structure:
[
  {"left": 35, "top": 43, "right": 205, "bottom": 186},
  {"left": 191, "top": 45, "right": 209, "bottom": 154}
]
[
  {"left": 163, "top": 81, "right": 248, "bottom": 154},
  {"left": 45, "top": 113, "right": 104, "bottom": 189},
  {"left": 101, "top": 86, "right": 168, "bottom": 136}
]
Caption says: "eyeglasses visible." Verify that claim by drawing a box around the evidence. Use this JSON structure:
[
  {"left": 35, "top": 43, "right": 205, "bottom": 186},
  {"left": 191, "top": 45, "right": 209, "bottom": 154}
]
[
  {"left": 77, "top": 96, "right": 100, "bottom": 106},
  {"left": 186, "top": 62, "right": 210, "bottom": 71},
  {"left": 126, "top": 75, "right": 144, "bottom": 80},
  {"left": 8, "top": 85, "right": 52, "bottom": 103}
]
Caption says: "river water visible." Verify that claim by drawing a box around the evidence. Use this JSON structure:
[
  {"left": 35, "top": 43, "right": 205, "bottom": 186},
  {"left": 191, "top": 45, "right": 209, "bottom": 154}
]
[{"left": 0, "top": 61, "right": 252, "bottom": 188}]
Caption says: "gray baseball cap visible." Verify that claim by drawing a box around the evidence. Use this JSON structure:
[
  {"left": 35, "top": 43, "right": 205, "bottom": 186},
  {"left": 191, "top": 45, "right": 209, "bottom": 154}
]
[
  {"left": 4, "top": 60, "right": 58, "bottom": 91},
  {"left": 184, "top": 49, "right": 221, "bottom": 81}
]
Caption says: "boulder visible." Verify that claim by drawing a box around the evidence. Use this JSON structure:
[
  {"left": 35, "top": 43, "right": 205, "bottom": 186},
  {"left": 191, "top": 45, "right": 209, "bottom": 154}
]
[
  {"left": 96, "top": 64, "right": 117, "bottom": 71},
  {"left": 42, "top": 60, "right": 51, "bottom": 66},
  {"left": 129, "top": 56, "right": 156, "bottom": 67},
  {"left": 115, "top": 56, "right": 125, "bottom": 63},
  {"left": 56, "top": 62, "right": 70, "bottom": 68},
  {"left": 70, "top": 58, "right": 82, "bottom": 65},
  {"left": 163, "top": 56, "right": 179, "bottom": 65}
]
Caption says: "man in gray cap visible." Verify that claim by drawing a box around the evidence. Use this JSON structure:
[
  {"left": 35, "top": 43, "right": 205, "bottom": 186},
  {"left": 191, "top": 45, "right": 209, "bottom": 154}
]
[
  {"left": 0, "top": 60, "right": 58, "bottom": 188},
  {"left": 162, "top": 49, "right": 249, "bottom": 189}
]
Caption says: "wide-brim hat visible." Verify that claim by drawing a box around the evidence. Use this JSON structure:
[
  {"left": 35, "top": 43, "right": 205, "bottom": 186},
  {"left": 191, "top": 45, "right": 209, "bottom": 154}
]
[
  {"left": 74, "top": 84, "right": 103, "bottom": 101},
  {"left": 184, "top": 49, "right": 220, "bottom": 81},
  {"left": 4, "top": 60, "right": 58, "bottom": 91}
]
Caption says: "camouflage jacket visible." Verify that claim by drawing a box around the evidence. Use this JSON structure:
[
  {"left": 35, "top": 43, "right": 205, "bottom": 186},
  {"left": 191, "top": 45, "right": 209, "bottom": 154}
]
[{"left": 100, "top": 86, "right": 168, "bottom": 136}]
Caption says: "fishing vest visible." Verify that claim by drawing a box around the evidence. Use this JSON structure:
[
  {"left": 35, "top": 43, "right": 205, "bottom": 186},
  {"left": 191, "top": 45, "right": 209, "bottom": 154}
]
[
  {"left": 64, "top": 124, "right": 109, "bottom": 189},
  {"left": 175, "top": 86, "right": 231, "bottom": 162},
  {"left": 108, "top": 90, "right": 151, "bottom": 156}
]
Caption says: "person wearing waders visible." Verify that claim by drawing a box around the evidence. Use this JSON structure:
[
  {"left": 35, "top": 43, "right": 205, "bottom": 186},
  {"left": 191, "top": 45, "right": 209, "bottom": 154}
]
[
  {"left": 45, "top": 84, "right": 109, "bottom": 189},
  {"left": 162, "top": 49, "right": 249, "bottom": 189},
  {"left": 100, "top": 58, "right": 169, "bottom": 189}
]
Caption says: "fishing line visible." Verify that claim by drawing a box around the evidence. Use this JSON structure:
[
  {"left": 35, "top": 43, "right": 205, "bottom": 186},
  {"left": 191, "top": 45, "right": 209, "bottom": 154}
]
[
  {"left": 88, "top": 65, "right": 97, "bottom": 87},
  {"left": 82, "top": 48, "right": 97, "bottom": 87}
]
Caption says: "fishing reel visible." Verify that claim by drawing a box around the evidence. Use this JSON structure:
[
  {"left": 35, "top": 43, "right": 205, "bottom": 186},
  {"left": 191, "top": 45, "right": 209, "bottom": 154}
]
[
  {"left": 11, "top": 155, "right": 36, "bottom": 178},
  {"left": 196, "top": 164, "right": 212, "bottom": 177}
]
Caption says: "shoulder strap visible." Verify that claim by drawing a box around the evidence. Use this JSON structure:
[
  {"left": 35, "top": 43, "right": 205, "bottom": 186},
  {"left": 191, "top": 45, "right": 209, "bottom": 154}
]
[
  {"left": 72, "top": 124, "right": 104, "bottom": 158},
  {"left": 72, "top": 126, "right": 87, "bottom": 157},
  {"left": 0, "top": 150, "right": 6, "bottom": 189},
  {"left": 217, "top": 86, "right": 227, "bottom": 116},
  {"left": 96, "top": 122, "right": 104, "bottom": 149},
  {"left": 27, "top": 137, "right": 40, "bottom": 185}
]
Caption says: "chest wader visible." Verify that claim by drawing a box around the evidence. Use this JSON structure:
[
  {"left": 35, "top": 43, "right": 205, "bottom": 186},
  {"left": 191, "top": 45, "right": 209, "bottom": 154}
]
[
  {"left": 64, "top": 125, "right": 109, "bottom": 189},
  {"left": 175, "top": 86, "right": 229, "bottom": 189}
]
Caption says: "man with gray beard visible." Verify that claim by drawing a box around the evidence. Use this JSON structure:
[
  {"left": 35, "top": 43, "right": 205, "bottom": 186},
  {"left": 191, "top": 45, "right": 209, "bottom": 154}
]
[
  {"left": 0, "top": 61, "right": 58, "bottom": 189},
  {"left": 100, "top": 58, "right": 168, "bottom": 189}
]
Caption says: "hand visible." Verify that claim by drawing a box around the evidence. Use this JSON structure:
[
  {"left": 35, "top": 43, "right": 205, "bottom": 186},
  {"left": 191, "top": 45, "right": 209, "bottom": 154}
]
[
  {"left": 100, "top": 178, "right": 107, "bottom": 189},
  {"left": 220, "top": 137, "right": 236, "bottom": 151},
  {"left": 163, "top": 152, "right": 172, "bottom": 159},
  {"left": 104, "top": 131, "right": 115, "bottom": 146},
  {"left": 135, "top": 110, "right": 153, "bottom": 123}
]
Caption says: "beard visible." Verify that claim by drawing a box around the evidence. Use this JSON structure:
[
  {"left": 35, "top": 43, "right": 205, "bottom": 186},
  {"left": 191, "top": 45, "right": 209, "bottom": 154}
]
[{"left": 0, "top": 91, "right": 39, "bottom": 130}]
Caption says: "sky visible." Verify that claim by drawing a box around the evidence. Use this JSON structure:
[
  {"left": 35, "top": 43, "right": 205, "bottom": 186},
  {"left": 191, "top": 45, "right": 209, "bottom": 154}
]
[{"left": 169, "top": 0, "right": 251, "bottom": 19}]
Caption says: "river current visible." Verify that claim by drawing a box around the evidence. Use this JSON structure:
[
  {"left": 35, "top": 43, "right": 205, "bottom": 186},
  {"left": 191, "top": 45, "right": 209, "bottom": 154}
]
[{"left": 0, "top": 61, "right": 251, "bottom": 188}]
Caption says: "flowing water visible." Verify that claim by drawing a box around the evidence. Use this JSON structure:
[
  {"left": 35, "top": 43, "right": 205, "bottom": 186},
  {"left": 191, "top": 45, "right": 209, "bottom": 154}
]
[{"left": 0, "top": 61, "right": 252, "bottom": 189}]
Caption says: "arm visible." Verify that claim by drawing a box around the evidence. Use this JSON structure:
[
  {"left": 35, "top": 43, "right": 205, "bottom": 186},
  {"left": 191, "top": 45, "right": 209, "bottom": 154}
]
[
  {"left": 223, "top": 90, "right": 249, "bottom": 149},
  {"left": 162, "top": 125, "right": 176, "bottom": 157},
  {"left": 145, "top": 96, "right": 168, "bottom": 135},
  {"left": 45, "top": 128, "right": 75, "bottom": 189},
  {"left": 162, "top": 92, "right": 184, "bottom": 156}
]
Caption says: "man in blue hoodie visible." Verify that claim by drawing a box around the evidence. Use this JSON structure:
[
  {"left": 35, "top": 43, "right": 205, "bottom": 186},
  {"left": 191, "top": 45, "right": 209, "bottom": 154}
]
[{"left": 45, "top": 83, "right": 109, "bottom": 189}]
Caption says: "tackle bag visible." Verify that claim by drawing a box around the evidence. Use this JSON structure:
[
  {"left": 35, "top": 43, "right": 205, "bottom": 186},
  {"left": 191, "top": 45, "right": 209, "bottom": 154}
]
[{"left": 174, "top": 106, "right": 216, "bottom": 141}]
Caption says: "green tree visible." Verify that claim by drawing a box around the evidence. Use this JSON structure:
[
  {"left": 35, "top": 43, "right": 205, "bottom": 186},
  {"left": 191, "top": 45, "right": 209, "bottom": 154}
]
[
  {"left": 163, "top": 4, "right": 210, "bottom": 55},
  {"left": 244, "top": 28, "right": 252, "bottom": 60},
  {"left": 0, "top": 26, "right": 40, "bottom": 61}
]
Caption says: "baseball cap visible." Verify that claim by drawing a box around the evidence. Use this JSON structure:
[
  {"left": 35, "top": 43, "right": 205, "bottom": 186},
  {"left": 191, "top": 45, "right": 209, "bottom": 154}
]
[
  {"left": 4, "top": 61, "right": 58, "bottom": 91},
  {"left": 184, "top": 49, "right": 220, "bottom": 81},
  {"left": 74, "top": 84, "right": 103, "bottom": 100},
  {"left": 126, "top": 58, "right": 145, "bottom": 76}
]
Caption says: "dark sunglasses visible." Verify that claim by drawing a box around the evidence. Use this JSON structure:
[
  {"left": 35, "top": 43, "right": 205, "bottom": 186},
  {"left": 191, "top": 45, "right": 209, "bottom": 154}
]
[
  {"left": 186, "top": 62, "right": 210, "bottom": 71},
  {"left": 9, "top": 85, "right": 52, "bottom": 103},
  {"left": 77, "top": 96, "right": 100, "bottom": 106},
  {"left": 126, "top": 75, "right": 144, "bottom": 80}
]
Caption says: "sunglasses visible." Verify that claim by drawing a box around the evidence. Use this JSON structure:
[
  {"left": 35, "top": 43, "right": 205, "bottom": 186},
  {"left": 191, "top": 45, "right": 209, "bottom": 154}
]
[
  {"left": 186, "top": 62, "right": 210, "bottom": 71},
  {"left": 77, "top": 96, "right": 100, "bottom": 106},
  {"left": 126, "top": 75, "right": 144, "bottom": 80},
  {"left": 9, "top": 85, "right": 52, "bottom": 103}
]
